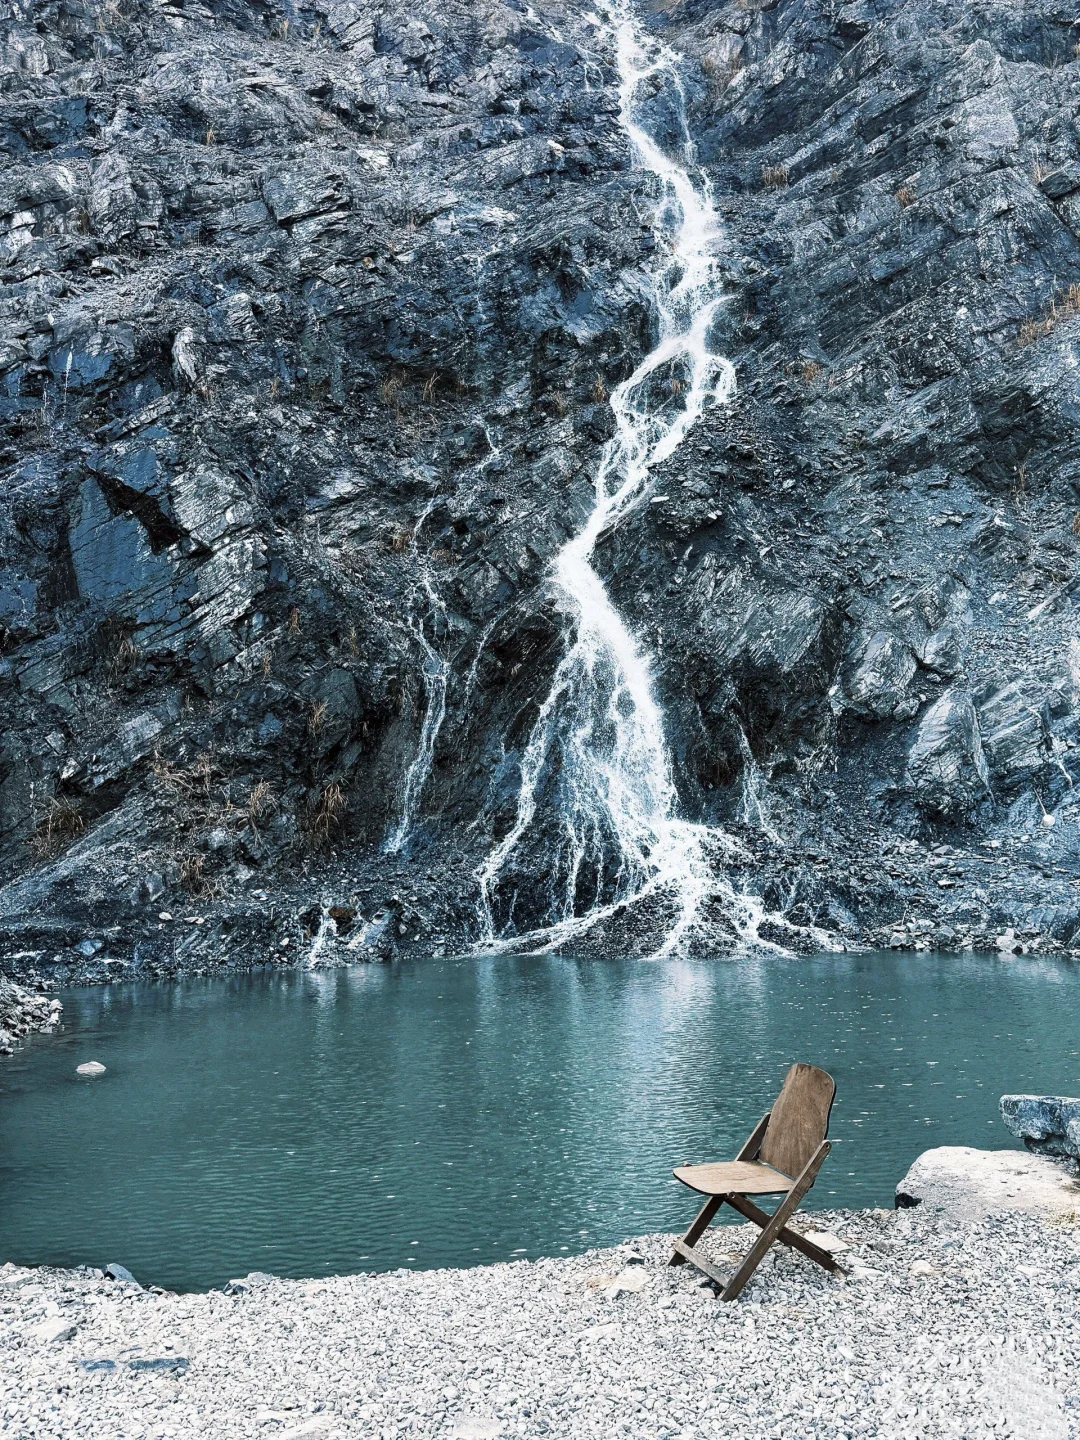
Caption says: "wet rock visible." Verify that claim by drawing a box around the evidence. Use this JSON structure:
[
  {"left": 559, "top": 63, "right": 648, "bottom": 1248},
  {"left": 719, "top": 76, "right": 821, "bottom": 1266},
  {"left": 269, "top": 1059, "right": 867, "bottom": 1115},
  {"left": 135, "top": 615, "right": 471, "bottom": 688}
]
[
  {"left": 2, "top": 0, "right": 1080, "bottom": 966},
  {"left": 76, "top": 1061, "right": 107, "bottom": 1076}
]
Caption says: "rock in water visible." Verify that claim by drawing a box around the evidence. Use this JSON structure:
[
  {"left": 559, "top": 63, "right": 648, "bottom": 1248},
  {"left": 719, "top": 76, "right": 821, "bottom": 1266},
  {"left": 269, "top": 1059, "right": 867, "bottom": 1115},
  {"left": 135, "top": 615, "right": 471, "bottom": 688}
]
[
  {"left": 76, "top": 1061, "right": 107, "bottom": 1076},
  {"left": 895, "top": 1147, "right": 1080, "bottom": 1221}
]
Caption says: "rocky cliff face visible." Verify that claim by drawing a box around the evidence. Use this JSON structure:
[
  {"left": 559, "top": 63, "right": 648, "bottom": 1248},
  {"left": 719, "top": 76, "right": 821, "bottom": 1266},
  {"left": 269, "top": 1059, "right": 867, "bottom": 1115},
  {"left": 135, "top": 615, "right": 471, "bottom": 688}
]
[{"left": 2, "top": 0, "right": 1080, "bottom": 980}]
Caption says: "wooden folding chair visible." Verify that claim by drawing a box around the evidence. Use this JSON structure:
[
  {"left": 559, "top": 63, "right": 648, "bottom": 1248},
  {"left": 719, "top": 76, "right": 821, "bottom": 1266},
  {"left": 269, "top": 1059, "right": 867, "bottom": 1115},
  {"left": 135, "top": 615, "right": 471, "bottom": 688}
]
[{"left": 669, "top": 1063, "right": 839, "bottom": 1301}]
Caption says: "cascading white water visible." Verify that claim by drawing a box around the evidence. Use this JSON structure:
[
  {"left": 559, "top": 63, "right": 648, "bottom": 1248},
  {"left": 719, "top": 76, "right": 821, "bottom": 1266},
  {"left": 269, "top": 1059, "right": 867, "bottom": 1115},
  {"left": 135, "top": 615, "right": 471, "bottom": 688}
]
[
  {"left": 384, "top": 424, "right": 504, "bottom": 856},
  {"left": 383, "top": 577, "right": 450, "bottom": 856},
  {"left": 476, "top": 4, "right": 773, "bottom": 957}
]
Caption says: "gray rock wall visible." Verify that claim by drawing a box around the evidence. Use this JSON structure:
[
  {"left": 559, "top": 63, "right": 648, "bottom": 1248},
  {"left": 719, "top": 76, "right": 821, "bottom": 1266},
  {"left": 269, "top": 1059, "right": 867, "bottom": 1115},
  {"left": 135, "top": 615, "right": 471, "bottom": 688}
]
[{"left": 3, "top": 0, "right": 1080, "bottom": 971}]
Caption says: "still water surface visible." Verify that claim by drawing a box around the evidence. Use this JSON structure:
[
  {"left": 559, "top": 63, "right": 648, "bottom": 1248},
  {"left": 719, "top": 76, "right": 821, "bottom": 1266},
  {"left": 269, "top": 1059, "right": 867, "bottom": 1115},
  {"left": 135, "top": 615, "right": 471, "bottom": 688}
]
[{"left": 1, "top": 951, "right": 1078, "bottom": 1290}]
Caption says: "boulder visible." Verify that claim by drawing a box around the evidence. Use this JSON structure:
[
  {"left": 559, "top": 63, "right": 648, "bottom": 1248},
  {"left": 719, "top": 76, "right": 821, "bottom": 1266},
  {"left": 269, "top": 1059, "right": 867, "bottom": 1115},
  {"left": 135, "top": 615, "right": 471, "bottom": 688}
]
[
  {"left": 838, "top": 630, "right": 916, "bottom": 718},
  {"left": 76, "top": 1060, "right": 106, "bottom": 1075},
  {"left": 1001, "top": 1095, "right": 1080, "bottom": 1160},
  {"left": 31, "top": 1317, "right": 77, "bottom": 1343},
  {"left": 88, "top": 153, "right": 137, "bottom": 243},
  {"left": 895, "top": 1146, "right": 1080, "bottom": 1221},
  {"left": 915, "top": 625, "right": 961, "bottom": 677},
  {"left": 975, "top": 682, "right": 1052, "bottom": 790},
  {"left": 905, "top": 688, "right": 990, "bottom": 818}
]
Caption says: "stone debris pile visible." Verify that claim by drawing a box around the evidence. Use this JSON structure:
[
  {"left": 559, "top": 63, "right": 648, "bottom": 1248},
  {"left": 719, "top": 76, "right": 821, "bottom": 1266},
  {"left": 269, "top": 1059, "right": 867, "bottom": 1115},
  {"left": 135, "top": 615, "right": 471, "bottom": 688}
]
[
  {"left": 0, "top": 977, "right": 61, "bottom": 1055},
  {"left": 2, "top": 1208, "right": 1077, "bottom": 1440}
]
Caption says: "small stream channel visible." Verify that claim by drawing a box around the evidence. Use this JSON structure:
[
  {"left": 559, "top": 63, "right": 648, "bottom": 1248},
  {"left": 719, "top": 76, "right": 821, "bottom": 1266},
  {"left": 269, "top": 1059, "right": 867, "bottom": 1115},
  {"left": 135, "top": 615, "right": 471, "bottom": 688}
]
[{"left": 1, "top": 951, "right": 1077, "bottom": 1291}]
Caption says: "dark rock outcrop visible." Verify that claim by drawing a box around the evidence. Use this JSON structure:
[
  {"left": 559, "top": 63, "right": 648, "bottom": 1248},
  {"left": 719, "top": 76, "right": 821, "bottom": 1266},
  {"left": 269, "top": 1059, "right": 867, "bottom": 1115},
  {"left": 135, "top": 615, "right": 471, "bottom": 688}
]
[{"left": 3, "top": 0, "right": 1080, "bottom": 979}]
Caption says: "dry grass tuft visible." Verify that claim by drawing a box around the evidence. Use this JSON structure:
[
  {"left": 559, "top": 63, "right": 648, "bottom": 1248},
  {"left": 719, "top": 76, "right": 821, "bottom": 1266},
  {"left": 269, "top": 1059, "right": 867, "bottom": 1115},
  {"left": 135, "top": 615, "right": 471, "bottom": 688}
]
[
  {"left": 309, "top": 699, "right": 329, "bottom": 735},
  {"left": 247, "top": 781, "right": 278, "bottom": 825},
  {"left": 308, "top": 782, "right": 346, "bottom": 848},
  {"left": 1018, "top": 283, "right": 1080, "bottom": 346},
  {"left": 701, "top": 51, "right": 746, "bottom": 102},
  {"left": 380, "top": 371, "right": 404, "bottom": 411},
  {"left": 106, "top": 633, "right": 139, "bottom": 685},
  {"left": 152, "top": 750, "right": 215, "bottom": 800},
  {"left": 762, "top": 164, "right": 789, "bottom": 191},
  {"left": 29, "top": 797, "right": 86, "bottom": 859},
  {"left": 896, "top": 184, "right": 917, "bottom": 209},
  {"left": 178, "top": 851, "right": 224, "bottom": 898}
]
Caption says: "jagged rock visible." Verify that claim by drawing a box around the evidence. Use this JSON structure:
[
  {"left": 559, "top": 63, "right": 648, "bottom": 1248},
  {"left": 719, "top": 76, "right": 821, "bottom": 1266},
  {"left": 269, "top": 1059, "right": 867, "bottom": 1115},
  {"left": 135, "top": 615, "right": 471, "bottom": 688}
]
[
  {"left": 0, "top": 977, "right": 61, "bottom": 1053},
  {"left": 915, "top": 626, "right": 962, "bottom": 678},
  {"left": 895, "top": 1146, "right": 1080, "bottom": 1221},
  {"left": 976, "top": 682, "right": 1052, "bottom": 790},
  {"left": 171, "top": 328, "right": 200, "bottom": 385},
  {"left": 103, "top": 1262, "right": 138, "bottom": 1284},
  {"left": 1001, "top": 1095, "right": 1080, "bottom": 1160},
  {"left": 837, "top": 631, "right": 916, "bottom": 719},
  {"left": 88, "top": 154, "right": 137, "bottom": 244},
  {"left": 69, "top": 479, "right": 175, "bottom": 610},
  {"left": 906, "top": 690, "right": 990, "bottom": 819},
  {"left": 1, "top": 0, "right": 1080, "bottom": 970}
]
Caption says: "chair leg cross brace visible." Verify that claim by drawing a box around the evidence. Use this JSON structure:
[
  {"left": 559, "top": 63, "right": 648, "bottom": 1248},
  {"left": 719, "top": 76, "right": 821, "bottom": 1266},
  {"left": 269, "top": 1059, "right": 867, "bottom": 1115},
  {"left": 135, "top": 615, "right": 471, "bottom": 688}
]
[{"left": 669, "top": 1143, "right": 832, "bottom": 1302}]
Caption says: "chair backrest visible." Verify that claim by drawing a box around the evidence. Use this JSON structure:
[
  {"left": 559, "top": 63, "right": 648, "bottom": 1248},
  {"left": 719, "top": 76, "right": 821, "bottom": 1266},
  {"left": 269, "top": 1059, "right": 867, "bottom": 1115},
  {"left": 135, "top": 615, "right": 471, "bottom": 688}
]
[{"left": 759, "top": 1063, "right": 836, "bottom": 1179}]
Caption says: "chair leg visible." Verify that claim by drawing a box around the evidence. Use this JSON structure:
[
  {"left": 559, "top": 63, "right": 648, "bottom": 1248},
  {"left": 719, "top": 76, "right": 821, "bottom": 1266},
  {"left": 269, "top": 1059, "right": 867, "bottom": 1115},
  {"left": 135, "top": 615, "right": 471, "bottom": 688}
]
[
  {"left": 721, "top": 1144, "right": 830, "bottom": 1303},
  {"left": 668, "top": 1194, "right": 724, "bottom": 1267},
  {"left": 723, "top": 1193, "right": 840, "bottom": 1272}
]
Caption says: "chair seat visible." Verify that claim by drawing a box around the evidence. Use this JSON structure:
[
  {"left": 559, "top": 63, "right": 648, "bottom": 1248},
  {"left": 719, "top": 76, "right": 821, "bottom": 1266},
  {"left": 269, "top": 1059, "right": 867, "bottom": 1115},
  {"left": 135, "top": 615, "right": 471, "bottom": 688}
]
[{"left": 673, "top": 1160, "right": 793, "bottom": 1196}]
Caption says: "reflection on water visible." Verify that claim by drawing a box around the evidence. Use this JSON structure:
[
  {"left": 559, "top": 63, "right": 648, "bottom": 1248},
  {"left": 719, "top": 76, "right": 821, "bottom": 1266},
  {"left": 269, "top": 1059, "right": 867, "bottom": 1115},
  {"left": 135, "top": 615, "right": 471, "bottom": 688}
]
[{"left": 1, "top": 951, "right": 1077, "bottom": 1291}]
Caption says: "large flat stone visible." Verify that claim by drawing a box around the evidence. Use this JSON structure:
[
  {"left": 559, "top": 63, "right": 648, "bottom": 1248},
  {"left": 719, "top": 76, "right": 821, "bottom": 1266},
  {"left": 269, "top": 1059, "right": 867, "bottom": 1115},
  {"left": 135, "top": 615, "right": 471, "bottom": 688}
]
[{"left": 896, "top": 1146, "right": 1080, "bottom": 1221}]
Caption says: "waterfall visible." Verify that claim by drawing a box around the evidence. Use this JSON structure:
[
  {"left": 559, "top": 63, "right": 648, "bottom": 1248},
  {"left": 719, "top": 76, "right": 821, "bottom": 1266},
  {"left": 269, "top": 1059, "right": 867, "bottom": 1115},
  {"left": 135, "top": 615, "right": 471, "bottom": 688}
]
[
  {"left": 735, "top": 721, "right": 781, "bottom": 843},
  {"left": 384, "top": 424, "right": 502, "bottom": 855},
  {"left": 476, "top": 4, "right": 771, "bottom": 957},
  {"left": 384, "top": 578, "right": 450, "bottom": 856}
]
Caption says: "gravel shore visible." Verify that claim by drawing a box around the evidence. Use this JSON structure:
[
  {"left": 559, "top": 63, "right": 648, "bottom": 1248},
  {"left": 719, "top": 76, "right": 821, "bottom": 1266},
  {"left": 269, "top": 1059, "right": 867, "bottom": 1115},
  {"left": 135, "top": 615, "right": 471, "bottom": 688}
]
[{"left": 2, "top": 1207, "right": 1077, "bottom": 1440}]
